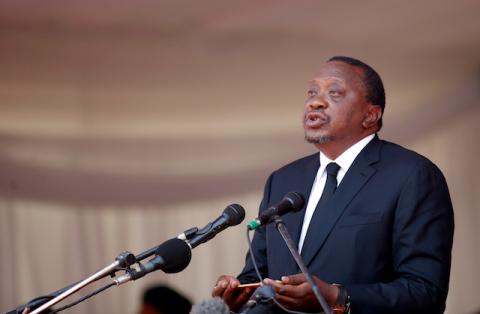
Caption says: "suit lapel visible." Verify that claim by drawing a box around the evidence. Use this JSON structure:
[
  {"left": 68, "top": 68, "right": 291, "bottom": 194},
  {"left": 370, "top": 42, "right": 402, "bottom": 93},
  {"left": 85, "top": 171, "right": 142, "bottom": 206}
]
[
  {"left": 301, "top": 136, "right": 382, "bottom": 266},
  {"left": 282, "top": 154, "right": 320, "bottom": 246}
]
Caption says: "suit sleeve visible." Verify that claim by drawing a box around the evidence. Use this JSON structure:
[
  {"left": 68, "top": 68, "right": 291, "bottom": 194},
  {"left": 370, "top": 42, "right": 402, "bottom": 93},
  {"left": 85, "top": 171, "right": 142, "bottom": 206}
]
[
  {"left": 237, "top": 173, "right": 274, "bottom": 284},
  {"left": 345, "top": 160, "right": 454, "bottom": 314}
]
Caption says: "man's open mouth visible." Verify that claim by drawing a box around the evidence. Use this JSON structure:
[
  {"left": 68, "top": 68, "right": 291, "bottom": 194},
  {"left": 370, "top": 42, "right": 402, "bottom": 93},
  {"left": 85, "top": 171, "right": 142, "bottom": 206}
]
[{"left": 304, "top": 111, "right": 328, "bottom": 128}]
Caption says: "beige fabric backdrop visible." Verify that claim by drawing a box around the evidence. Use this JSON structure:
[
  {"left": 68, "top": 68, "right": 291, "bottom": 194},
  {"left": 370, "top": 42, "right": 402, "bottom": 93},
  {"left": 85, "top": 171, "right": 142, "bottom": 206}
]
[{"left": 1, "top": 1, "right": 480, "bottom": 313}]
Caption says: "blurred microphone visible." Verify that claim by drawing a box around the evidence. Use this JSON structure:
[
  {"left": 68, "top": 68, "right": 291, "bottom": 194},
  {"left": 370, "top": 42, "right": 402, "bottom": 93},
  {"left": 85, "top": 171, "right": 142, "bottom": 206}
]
[
  {"left": 243, "top": 285, "right": 276, "bottom": 312},
  {"left": 181, "top": 204, "right": 245, "bottom": 249},
  {"left": 247, "top": 192, "right": 305, "bottom": 230},
  {"left": 190, "top": 297, "right": 229, "bottom": 314},
  {"left": 114, "top": 238, "right": 191, "bottom": 285}
]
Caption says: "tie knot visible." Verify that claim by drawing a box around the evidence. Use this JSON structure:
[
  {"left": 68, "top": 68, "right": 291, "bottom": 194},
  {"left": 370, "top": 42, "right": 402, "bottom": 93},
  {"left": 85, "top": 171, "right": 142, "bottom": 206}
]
[{"left": 326, "top": 162, "right": 340, "bottom": 177}]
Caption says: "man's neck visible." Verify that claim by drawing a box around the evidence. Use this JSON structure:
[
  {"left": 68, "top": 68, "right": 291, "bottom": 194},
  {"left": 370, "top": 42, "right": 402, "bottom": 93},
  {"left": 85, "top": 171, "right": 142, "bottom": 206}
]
[{"left": 315, "top": 132, "right": 376, "bottom": 160}]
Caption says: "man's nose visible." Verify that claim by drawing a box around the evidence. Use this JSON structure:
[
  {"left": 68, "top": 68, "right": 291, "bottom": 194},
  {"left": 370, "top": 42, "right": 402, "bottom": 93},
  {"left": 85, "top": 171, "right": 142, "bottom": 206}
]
[{"left": 306, "top": 94, "right": 327, "bottom": 110}]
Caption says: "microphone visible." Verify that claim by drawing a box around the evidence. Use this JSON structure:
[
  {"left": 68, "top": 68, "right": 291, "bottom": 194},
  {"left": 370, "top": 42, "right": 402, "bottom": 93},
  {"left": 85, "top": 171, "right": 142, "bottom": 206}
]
[
  {"left": 114, "top": 238, "right": 191, "bottom": 285},
  {"left": 115, "top": 204, "right": 245, "bottom": 285},
  {"left": 190, "top": 297, "right": 230, "bottom": 314},
  {"left": 185, "top": 204, "right": 245, "bottom": 249},
  {"left": 247, "top": 192, "right": 305, "bottom": 230},
  {"left": 244, "top": 285, "right": 276, "bottom": 311}
]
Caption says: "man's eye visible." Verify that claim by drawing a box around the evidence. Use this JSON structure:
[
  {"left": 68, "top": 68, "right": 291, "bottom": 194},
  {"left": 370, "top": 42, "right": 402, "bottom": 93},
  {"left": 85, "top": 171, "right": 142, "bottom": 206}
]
[
  {"left": 329, "top": 90, "right": 342, "bottom": 97},
  {"left": 307, "top": 90, "right": 317, "bottom": 97}
]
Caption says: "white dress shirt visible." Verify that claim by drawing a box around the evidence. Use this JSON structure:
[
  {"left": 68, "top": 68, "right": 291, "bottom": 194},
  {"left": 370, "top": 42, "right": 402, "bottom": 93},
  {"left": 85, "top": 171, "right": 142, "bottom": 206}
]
[{"left": 297, "top": 134, "right": 375, "bottom": 252}]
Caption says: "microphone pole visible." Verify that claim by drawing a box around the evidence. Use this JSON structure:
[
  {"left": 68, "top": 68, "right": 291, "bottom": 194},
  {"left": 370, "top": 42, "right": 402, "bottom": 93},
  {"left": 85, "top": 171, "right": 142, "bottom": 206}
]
[
  {"left": 27, "top": 251, "right": 136, "bottom": 314},
  {"left": 272, "top": 215, "right": 333, "bottom": 314},
  {"left": 9, "top": 240, "right": 166, "bottom": 314}
]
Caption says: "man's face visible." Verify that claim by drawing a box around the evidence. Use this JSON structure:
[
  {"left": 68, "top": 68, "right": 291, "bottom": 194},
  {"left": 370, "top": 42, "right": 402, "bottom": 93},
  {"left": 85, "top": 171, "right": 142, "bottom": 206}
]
[{"left": 303, "top": 61, "right": 371, "bottom": 145}]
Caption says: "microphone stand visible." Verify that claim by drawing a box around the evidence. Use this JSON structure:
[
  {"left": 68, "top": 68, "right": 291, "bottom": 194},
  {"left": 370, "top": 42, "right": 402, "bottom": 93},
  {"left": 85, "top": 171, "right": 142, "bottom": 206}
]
[
  {"left": 8, "top": 251, "right": 136, "bottom": 314},
  {"left": 9, "top": 228, "right": 201, "bottom": 314},
  {"left": 272, "top": 216, "right": 333, "bottom": 314}
]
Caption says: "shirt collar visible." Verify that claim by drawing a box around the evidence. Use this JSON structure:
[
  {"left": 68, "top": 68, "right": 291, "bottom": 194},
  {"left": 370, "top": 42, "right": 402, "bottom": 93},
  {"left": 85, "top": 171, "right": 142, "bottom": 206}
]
[{"left": 319, "top": 133, "right": 375, "bottom": 172}]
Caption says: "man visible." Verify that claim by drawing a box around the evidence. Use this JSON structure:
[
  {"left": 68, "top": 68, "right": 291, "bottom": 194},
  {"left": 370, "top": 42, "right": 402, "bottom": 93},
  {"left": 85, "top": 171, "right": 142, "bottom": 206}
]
[{"left": 212, "top": 56, "right": 454, "bottom": 314}]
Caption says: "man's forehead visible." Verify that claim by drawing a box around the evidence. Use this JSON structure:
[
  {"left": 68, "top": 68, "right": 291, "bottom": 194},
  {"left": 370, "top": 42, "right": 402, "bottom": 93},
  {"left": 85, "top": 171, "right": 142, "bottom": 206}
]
[
  {"left": 311, "top": 61, "right": 364, "bottom": 84},
  {"left": 308, "top": 76, "right": 346, "bottom": 86}
]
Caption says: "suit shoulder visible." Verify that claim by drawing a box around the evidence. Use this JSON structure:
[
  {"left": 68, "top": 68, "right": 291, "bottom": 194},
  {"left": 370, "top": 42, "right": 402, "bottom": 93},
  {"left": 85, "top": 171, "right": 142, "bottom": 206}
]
[
  {"left": 379, "top": 139, "right": 443, "bottom": 174},
  {"left": 273, "top": 152, "right": 318, "bottom": 174}
]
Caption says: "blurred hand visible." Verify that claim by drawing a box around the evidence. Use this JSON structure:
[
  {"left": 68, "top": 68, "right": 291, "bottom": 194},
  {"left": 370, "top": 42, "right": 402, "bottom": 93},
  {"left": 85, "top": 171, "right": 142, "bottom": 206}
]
[
  {"left": 21, "top": 308, "right": 30, "bottom": 314},
  {"left": 212, "top": 275, "right": 254, "bottom": 311},
  {"left": 264, "top": 274, "right": 339, "bottom": 312}
]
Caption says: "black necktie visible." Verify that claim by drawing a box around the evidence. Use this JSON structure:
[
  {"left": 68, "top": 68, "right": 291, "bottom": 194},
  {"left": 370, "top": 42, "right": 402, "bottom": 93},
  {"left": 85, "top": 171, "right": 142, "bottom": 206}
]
[
  {"left": 301, "top": 162, "right": 340, "bottom": 255},
  {"left": 319, "top": 162, "right": 341, "bottom": 204}
]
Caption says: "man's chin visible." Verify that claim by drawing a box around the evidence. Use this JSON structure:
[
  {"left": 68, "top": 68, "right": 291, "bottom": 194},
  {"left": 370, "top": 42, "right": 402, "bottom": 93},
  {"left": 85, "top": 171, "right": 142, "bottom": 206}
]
[{"left": 304, "top": 133, "right": 334, "bottom": 144}]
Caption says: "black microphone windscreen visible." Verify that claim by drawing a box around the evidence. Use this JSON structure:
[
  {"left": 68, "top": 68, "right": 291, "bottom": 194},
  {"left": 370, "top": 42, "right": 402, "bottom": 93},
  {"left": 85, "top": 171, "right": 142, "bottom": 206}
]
[
  {"left": 155, "top": 238, "right": 191, "bottom": 273},
  {"left": 257, "top": 191, "right": 305, "bottom": 226},
  {"left": 224, "top": 204, "right": 246, "bottom": 226},
  {"left": 190, "top": 297, "right": 230, "bottom": 314},
  {"left": 284, "top": 191, "right": 305, "bottom": 212}
]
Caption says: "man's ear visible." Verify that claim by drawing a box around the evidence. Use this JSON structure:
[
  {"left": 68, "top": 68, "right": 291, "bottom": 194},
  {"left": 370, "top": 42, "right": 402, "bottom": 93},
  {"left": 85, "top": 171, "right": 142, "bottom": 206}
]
[{"left": 362, "top": 105, "right": 382, "bottom": 129}]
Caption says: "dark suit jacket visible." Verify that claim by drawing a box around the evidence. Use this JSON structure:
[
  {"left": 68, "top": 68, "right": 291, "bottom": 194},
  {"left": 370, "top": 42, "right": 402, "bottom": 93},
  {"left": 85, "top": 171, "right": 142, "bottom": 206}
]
[{"left": 238, "top": 136, "right": 454, "bottom": 314}]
